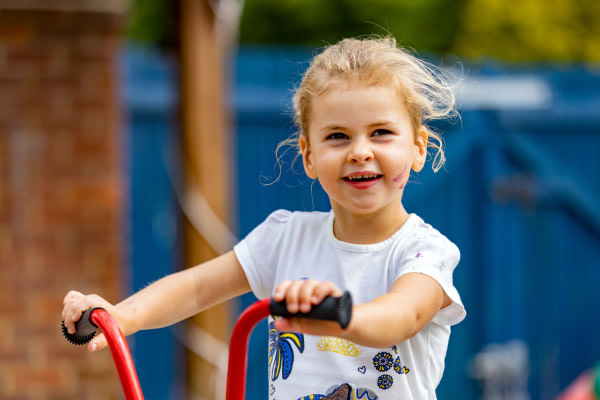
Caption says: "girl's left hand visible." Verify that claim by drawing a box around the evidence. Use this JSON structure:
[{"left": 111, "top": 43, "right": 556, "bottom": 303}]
[{"left": 272, "top": 279, "right": 346, "bottom": 335}]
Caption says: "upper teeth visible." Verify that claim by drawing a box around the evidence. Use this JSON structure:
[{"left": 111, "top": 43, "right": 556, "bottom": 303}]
[{"left": 347, "top": 174, "right": 378, "bottom": 181}]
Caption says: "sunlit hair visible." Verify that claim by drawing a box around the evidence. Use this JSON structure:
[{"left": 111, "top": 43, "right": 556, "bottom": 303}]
[{"left": 279, "top": 36, "right": 460, "bottom": 173}]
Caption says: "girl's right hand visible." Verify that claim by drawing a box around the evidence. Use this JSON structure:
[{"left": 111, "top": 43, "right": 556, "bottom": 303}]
[
  {"left": 271, "top": 279, "right": 347, "bottom": 337},
  {"left": 62, "top": 291, "right": 134, "bottom": 352}
]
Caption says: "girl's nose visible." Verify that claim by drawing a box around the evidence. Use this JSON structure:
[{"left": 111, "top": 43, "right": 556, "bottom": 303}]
[{"left": 347, "top": 139, "right": 374, "bottom": 164}]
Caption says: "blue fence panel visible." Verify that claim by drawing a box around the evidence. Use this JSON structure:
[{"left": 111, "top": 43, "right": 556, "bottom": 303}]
[
  {"left": 122, "top": 46, "right": 184, "bottom": 400},
  {"left": 233, "top": 46, "right": 600, "bottom": 400},
  {"left": 234, "top": 46, "right": 327, "bottom": 398}
]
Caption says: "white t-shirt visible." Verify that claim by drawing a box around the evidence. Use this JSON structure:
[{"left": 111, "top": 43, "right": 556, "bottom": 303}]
[{"left": 234, "top": 210, "right": 466, "bottom": 400}]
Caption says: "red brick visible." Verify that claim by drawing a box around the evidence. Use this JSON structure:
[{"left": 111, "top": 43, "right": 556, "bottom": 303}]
[{"left": 0, "top": 6, "right": 125, "bottom": 399}]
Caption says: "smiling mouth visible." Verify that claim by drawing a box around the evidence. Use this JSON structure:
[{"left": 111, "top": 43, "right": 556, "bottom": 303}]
[{"left": 343, "top": 174, "right": 383, "bottom": 182}]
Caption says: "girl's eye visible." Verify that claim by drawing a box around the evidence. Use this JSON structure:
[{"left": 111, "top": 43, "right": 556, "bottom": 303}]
[
  {"left": 326, "top": 132, "right": 348, "bottom": 140},
  {"left": 372, "top": 129, "right": 392, "bottom": 136}
]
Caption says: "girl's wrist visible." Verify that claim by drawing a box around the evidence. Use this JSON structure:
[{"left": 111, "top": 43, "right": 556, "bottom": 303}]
[
  {"left": 115, "top": 300, "right": 141, "bottom": 335},
  {"left": 341, "top": 304, "right": 362, "bottom": 343}
]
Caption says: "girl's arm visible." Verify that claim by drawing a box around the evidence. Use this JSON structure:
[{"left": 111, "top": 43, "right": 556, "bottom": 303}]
[
  {"left": 62, "top": 250, "right": 250, "bottom": 351},
  {"left": 273, "top": 273, "right": 450, "bottom": 348}
]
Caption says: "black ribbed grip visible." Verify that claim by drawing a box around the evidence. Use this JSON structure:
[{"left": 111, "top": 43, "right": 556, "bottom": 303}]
[
  {"left": 61, "top": 307, "right": 103, "bottom": 345},
  {"left": 269, "top": 291, "right": 352, "bottom": 329}
]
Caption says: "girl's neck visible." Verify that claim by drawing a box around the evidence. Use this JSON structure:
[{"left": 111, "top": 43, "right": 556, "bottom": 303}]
[{"left": 331, "top": 205, "right": 410, "bottom": 245}]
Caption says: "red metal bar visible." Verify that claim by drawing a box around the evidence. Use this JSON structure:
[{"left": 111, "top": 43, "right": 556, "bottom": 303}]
[
  {"left": 90, "top": 309, "right": 145, "bottom": 400},
  {"left": 226, "top": 299, "right": 271, "bottom": 400}
]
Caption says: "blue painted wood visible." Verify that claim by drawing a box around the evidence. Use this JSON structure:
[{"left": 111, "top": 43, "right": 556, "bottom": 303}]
[
  {"left": 121, "top": 44, "right": 600, "bottom": 399},
  {"left": 122, "top": 46, "right": 184, "bottom": 400},
  {"left": 233, "top": 47, "right": 600, "bottom": 400}
]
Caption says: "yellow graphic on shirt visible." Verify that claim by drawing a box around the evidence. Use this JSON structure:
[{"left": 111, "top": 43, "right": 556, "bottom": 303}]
[{"left": 317, "top": 336, "right": 362, "bottom": 357}]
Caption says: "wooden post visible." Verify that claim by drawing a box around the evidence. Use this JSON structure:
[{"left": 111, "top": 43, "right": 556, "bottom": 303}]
[{"left": 179, "top": 0, "right": 233, "bottom": 398}]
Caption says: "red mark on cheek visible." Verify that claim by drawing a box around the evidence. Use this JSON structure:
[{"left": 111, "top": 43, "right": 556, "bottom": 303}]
[
  {"left": 393, "top": 162, "right": 409, "bottom": 189},
  {"left": 393, "top": 172, "right": 407, "bottom": 189}
]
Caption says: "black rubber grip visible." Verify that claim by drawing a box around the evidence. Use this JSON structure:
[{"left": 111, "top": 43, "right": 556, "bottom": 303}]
[
  {"left": 61, "top": 307, "right": 103, "bottom": 345},
  {"left": 269, "top": 291, "right": 352, "bottom": 329}
]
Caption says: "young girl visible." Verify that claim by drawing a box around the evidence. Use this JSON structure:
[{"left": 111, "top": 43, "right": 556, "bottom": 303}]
[{"left": 62, "top": 37, "right": 465, "bottom": 399}]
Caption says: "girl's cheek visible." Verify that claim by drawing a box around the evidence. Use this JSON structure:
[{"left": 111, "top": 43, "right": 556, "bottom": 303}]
[
  {"left": 392, "top": 162, "right": 409, "bottom": 189},
  {"left": 393, "top": 172, "right": 407, "bottom": 190}
]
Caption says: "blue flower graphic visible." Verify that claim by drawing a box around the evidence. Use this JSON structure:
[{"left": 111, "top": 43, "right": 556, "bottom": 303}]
[
  {"left": 268, "top": 318, "right": 305, "bottom": 381},
  {"left": 377, "top": 374, "right": 393, "bottom": 390},
  {"left": 372, "top": 352, "right": 393, "bottom": 372}
]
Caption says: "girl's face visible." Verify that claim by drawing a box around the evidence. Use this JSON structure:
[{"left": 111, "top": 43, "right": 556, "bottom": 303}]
[{"left": 300, "top": 84, "right": 427, "bottom": 219}]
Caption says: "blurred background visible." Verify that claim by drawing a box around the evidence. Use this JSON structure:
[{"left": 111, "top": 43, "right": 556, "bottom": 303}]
[{"left": 1, "top": 0, "right": 599, "bottom": 399}]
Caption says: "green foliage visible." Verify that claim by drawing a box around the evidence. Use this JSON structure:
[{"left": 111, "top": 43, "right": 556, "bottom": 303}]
[
  {"left": 239, "top": 0, "right": 466, "bottom": 54},
  {"left": 125, "top": 0, "right": 177, "bottom": 48},
  {"left": 239, "top": 0, "right": 599, "bottom": 62},
  {"left": 125, "top": 0, "right": 599, "bottom": 62},
  {"left": 452, "top": 0, "right": 600, "bottom": 62}
]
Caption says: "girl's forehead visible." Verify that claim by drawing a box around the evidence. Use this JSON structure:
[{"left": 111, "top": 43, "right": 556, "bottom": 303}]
[
  {"left": 318, "top": 77, "right": 391, "bottom": 95},
  {"left": 313, "top": 84, "right": 405, "bottom": 111},
  {"left": 309, "top": 85, "right": 412, "bottom": 127}
]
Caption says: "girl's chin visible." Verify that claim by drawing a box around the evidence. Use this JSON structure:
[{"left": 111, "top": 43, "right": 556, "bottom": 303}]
[
  {"left": 333, "top": 203, "right": 386, "bottom": 216},
  {"left": 332, "top": 198, "right": 404, "bottom": 217}
]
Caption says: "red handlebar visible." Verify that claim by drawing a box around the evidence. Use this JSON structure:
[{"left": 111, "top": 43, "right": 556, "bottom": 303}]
[
  {"left": 226, "top": 299, "right": 271, "bottom": 400},
  {"left": 89, "top": 309, "right": 145, "bottom": 400},
  {"left": 65, "top": 293, "right": 351, "bottom": 400},
  {"left": 75, "top": 302, "right": 271, "bottom": 400}
]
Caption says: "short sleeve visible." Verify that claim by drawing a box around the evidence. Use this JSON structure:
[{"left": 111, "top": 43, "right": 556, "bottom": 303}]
[
  {"left": 234, "top": 209, "right": 291, "bottom": 299},
  {"left": 397, "top": 233, "right": 466, "bottom": 326}
]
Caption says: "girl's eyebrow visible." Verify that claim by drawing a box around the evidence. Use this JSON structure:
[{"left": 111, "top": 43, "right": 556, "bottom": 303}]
[
  {"left": 320, "top": 121, "right": 398, "bottom": 131},
  {"left": 319, "top": 124, "right": 346, "bottom": 132},
  {"left": 368, "top": 121, "right": 399, "bottom": 128}
]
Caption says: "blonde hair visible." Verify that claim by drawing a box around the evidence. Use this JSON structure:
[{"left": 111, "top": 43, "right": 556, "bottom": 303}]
[{"left": 286, "top": 36, "right": 459, "bottom": 172}]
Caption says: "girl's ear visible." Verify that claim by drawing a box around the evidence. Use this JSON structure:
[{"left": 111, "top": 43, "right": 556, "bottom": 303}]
[
  {"left": 299, "top": 134, "right": 317, "bottom": 179},
  {"left": 411, "top": 126, "right": 428, "bottom": 172}
]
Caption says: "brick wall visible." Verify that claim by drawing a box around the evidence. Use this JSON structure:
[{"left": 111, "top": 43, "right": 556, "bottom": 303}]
[{"left": 0, "top": 6, "right": 126, "bottom": 399}]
